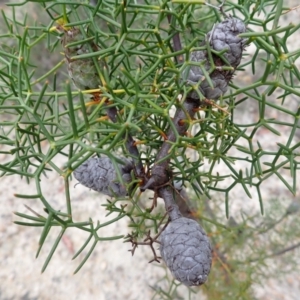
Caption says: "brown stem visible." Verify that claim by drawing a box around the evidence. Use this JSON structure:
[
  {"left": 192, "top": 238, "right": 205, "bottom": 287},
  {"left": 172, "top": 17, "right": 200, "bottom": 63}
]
[
  {"left": 270, "top": 241, "right": 300, "bottom": 257},
  {"left": 106, "top": 105, "right": 144, "bottom": 177},
  {"left": 159, "top": 186, "right": 182, "bottom": 221},
  {"left": 141, "top": 97, "right": 201, "bottom": 191},
  {"left": 167, "top": 14, "right": 183, "bottom": 64},
  {"left": 248, "top": 241, "right": 300, "bottom": 263}
]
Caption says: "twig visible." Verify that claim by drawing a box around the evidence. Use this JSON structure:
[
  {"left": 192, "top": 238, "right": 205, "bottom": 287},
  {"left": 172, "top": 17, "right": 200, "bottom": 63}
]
[
  {"left": 105, "top": 104, "right": 144, "bottom": 178},
  {"left": 248, "top": 241, "right": 300, "bottom": 263},
  {"left": 270, "top": 241, "right": 300, "bottom": 257},
  {"left": 125, "top": 213, "right": 170, "bottom": 263},
  {"left": 205, "top": 0, "right": 227, "bottom": 18},
  {"left": 159, "top": 186, "right": 182, "bottom": 221},
  {"left": 167, "top": 14, "right": 184, "bottom": 64},
  {"left": 141, "top": 97, "right": 201, "bottom": 191}
]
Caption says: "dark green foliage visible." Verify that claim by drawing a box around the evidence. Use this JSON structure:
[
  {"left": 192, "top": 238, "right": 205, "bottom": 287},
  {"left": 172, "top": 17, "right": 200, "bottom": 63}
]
[{"left": 0, "top": 0, "right": 300, "bottom": 298}]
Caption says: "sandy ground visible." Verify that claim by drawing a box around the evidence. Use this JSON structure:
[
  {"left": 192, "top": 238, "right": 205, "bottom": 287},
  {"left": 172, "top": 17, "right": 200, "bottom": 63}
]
[
  {"left": 1, "top": 1, "right": 300, "bottom": 299},
  {"left": 0, "top": 171, "right": 165, "bottom": 300}
]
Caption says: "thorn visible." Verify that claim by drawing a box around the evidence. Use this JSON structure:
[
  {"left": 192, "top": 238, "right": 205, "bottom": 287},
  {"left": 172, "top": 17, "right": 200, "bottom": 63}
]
[{"left": 205, "top": 0, "right": 228, "bottom": 18}]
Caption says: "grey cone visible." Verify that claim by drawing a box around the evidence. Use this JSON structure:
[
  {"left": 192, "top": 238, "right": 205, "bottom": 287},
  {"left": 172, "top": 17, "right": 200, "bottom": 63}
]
[
  {"left": 160, "top": 217, "right": 212, "bottom": 286},
  {"left": 74, "top": 156, "right": 134, "bottom": 197},
  {"left": 183, "top": 17, "right": 247, "bottom": 100}
]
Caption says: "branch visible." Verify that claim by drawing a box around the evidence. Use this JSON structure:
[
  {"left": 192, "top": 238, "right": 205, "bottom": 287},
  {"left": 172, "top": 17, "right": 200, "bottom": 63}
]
[
  {"left": 141, "top": 97, "right": 201, "bottom": 191},
  {"left": 106, "top": 104, "right": 144, "bottom": 178}
]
